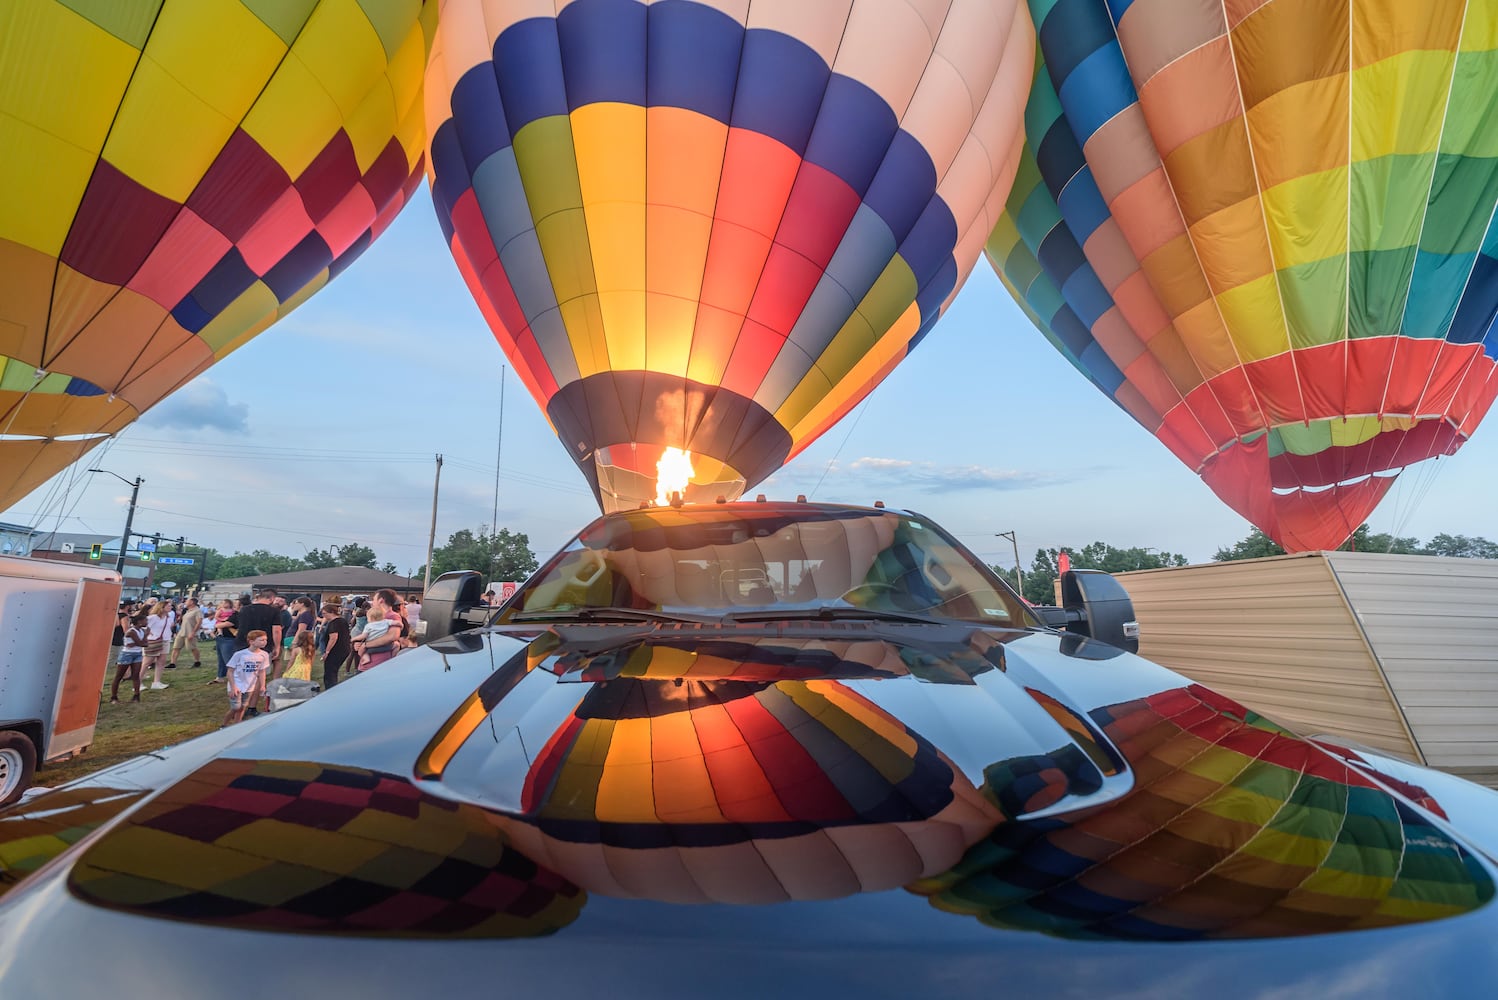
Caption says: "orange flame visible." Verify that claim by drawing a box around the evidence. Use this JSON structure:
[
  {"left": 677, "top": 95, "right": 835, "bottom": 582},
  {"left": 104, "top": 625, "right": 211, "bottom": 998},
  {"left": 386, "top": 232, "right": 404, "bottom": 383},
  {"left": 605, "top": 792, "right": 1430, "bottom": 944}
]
[{"left": 654, "top": 447, "right": 694, "bottom": 505}]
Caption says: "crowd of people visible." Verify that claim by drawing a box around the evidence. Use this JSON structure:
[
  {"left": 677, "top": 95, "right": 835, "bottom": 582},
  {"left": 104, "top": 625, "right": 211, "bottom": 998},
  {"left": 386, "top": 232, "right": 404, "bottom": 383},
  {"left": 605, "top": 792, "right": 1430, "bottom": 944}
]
[{"left": 109, "top": 589, "right": 424, "bottom": 726}]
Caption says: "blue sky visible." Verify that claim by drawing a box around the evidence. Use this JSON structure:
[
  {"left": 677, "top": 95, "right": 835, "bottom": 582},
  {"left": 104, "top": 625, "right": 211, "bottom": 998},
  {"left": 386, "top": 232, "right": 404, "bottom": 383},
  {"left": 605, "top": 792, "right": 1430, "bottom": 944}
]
[{"left": 8, "top": 186, "right": 1496, "bottom": 575}]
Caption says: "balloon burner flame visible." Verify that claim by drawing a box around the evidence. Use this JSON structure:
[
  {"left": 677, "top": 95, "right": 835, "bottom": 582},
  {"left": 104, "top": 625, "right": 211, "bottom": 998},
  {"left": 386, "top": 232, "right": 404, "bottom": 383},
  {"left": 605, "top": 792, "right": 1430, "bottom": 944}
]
[{"left": 655, "top": 448, "right": 694, "bottom": 506}]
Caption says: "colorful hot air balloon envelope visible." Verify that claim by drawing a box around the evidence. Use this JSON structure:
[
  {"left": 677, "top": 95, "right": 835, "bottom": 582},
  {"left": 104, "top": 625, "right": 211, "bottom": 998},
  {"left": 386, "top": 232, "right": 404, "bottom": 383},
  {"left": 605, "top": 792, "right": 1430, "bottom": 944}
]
[
  {"left": 0, "top": 0, "right": 434, "bottom": 508},
  {"left": 987, "top": 0, "right": 1498, "bottom": 551},
  {"left": 426, "top": 0, "right": 1035, "bottom": 510}
]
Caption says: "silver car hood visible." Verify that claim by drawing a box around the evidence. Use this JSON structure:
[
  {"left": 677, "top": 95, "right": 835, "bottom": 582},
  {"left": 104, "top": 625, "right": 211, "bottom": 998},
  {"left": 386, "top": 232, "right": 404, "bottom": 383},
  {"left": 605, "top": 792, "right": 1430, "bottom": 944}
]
[{"left": 2, "top": 623, "right": 1495, "bottom": 998}]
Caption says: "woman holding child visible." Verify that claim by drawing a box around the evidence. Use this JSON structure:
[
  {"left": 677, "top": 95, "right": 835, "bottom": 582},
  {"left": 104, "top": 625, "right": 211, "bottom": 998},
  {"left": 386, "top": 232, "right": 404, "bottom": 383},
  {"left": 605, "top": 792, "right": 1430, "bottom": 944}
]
[{"left": 352, "top": 589, "right": 409, "bottom": 670}]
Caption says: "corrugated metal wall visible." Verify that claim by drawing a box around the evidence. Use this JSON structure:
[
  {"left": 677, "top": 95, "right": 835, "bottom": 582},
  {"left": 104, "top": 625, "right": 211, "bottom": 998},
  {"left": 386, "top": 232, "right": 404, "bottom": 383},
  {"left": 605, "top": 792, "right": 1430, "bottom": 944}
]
[
  {"left": 1326, "top": 552, "right": 1498, "bottom": 786},
  {"left": 1117, "top": 555, "right": 1420, "bottom": 762}
]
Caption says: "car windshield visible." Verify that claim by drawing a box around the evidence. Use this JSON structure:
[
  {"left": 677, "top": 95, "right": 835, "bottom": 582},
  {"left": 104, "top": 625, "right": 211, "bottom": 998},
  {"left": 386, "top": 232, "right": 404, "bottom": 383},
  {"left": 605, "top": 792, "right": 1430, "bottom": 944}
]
[{"left": 501, "top": 504, "right": 1039, "bottom": 628}]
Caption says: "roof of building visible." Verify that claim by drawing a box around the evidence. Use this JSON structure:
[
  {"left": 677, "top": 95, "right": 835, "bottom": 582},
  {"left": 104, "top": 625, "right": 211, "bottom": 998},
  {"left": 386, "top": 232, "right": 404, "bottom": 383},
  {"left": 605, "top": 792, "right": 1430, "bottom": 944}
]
[
  {"left": 27, "top": 531, "right": 121, "bottom": 551},
  {"left": 204, "top": 566, "right": 421, "bottom": 593}
]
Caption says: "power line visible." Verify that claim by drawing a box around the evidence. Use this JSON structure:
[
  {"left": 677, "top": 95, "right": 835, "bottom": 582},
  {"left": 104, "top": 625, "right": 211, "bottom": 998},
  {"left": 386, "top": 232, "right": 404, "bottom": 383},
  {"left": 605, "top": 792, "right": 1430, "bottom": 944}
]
[
  {"left": 131, "top": 505, "right": 426, "bottom": 552},
  {"left": 143, "top": 483, "right": 430, "bottom": 500},
  {"left": 119, "top": 435, "right": 433, "bottom": 458}
]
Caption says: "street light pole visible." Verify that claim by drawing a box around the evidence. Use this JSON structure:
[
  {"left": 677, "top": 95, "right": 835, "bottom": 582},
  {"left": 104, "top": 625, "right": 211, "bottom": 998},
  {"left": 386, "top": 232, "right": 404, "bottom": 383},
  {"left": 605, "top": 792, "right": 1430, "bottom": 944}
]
[
  {"left": 996, "top": 530, "right": 1023, "bottom": 597},
  {"left": 89, "top": 468, "right": 142, "bottom": 575}
]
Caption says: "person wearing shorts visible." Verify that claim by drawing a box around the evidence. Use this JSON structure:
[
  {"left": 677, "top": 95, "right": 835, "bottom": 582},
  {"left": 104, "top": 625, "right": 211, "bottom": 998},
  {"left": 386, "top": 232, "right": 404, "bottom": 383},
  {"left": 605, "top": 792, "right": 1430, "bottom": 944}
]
[
  {"left": 110, "top": 614, "right": 147, "bottom": 703},
  {"left": 223, "top": 630, "right": 270, "bottom": 727},
  {"left": 169, "top": 597, "right": 203, "bottom": 669}
]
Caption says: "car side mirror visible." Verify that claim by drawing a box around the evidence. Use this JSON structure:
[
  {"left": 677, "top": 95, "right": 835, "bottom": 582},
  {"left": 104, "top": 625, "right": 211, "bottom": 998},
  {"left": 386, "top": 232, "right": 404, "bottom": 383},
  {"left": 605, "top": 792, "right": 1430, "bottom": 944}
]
[
  {"left": 1060, "top": 569, "right": 1139, "bottom": 653},
  {"left": 423, "top": 570, "right": 488, "bottom": 641}
]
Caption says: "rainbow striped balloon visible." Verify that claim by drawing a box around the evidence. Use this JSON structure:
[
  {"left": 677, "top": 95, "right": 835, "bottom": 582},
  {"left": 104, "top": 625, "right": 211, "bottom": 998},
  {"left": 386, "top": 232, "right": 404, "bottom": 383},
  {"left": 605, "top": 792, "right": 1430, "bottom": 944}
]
[
  {"left": 0, "top": 0, "right": 434, "bottom": 507},
  {"left": 426, "top": 0, "right": 1034, "bottom": 510},
  {"left": 987, "top": 0, "right": 1498, "bottom": 551}
]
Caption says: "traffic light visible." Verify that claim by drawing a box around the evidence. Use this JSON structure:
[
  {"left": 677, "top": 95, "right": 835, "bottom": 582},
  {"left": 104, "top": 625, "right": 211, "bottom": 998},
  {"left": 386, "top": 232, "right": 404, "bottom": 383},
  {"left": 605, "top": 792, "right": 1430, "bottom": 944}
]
[
  {"left": 153, "top": 533, "right": 162, "bottom": 552},
  {"left": 176, "top": 536, "right": 185, "bottom": 552},
  {"left": 89, "top": 543, "right": 102, "bottom": 560}
]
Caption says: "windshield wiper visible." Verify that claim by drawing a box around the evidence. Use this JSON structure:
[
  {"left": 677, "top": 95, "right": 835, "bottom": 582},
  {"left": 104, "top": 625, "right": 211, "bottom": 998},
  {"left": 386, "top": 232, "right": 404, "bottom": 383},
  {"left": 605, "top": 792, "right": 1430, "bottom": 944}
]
[
  {"left": 509, "top": 608, "right": 718, "bottom": 625},
  {"left": 724, "top": 606, "right": 937, "bottom": 626}
]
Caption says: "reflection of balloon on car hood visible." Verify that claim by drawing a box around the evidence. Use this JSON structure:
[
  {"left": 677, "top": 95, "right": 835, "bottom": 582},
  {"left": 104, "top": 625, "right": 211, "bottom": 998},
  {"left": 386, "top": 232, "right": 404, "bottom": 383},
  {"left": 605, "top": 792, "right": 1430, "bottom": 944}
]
[
  {"left": 0, "top": 0, "right": 434, "bottom": 506},
  {"left": 0, "top": 785, "right": 147, "bottom": 899},
  {"left": 420, "top": 637, "right": 1005, "bottom": 906},
  {"left": 424, "top": 0, "right": 1035, "bottom": 510},
  {"left": 913, "top": 683, "right": 1496, "bottom": 940},
  {"left": 500, "top": 677, "right": 1000, "bottom": 904},
  {"left": 986, "top": 1, "right": 1498, "bottom": 551},
  {"left": 67, "top": 759, "right": 583, "bottom": 938}
]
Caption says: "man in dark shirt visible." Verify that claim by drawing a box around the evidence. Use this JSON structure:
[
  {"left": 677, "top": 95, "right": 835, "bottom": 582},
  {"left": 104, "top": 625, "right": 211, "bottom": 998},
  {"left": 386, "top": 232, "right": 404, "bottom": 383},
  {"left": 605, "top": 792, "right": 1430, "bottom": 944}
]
[{"left": 234, "top": 589, "right": 283, "bottom": 711}]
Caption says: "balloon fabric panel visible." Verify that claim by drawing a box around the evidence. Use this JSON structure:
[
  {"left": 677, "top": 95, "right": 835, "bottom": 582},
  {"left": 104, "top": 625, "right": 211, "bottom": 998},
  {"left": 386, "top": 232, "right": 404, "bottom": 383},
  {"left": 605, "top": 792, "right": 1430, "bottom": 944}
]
[
  {"left": 986, "top": 0, "right": 1498, "bottom": 551},
  {"left": 0, "top": 0, "right": 434, "bottom": 508},
  {"left": 427, "top": 0, "right": 1033, "bottom": 510}
]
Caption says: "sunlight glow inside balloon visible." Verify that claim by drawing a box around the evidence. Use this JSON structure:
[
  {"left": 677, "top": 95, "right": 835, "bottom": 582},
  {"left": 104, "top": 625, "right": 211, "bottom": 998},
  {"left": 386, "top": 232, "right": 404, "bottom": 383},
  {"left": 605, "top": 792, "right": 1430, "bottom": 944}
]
[
  {"left": 426, "top": 0, "right": 1035, "bottom": 512},
  {"left": 654, "top": 448, "right": 694, "bottom": 508},
  {"left": 986, "top": 0, "right": 1498, "bottom": 551}
]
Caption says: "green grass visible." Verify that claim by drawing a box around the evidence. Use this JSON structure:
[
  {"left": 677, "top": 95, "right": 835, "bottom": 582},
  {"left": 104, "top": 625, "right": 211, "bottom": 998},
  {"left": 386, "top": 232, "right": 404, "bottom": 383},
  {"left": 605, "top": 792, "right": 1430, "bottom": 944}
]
[{"left": 39, "top": 639, "right": 262, "bottom": 787}]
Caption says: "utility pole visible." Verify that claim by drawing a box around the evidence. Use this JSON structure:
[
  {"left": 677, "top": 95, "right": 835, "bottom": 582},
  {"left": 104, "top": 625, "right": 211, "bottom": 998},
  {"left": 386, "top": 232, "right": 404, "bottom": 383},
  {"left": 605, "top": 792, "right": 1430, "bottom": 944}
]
[
  {"left": 996, "top": 530, "right": 1023, "bottom": 597},
  {"left": 424, "top": 454, "right": 443, "bottom": 593},
  {"left": 89, "top": 468, "right": 142, "bottom": 575}
]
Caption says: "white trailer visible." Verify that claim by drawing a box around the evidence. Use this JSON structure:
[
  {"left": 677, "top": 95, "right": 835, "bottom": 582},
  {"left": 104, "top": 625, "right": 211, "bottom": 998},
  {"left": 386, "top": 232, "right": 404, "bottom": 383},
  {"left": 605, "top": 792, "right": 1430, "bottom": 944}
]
[{"left": 0, "top": 555, "right": 122, "bottom": 804}]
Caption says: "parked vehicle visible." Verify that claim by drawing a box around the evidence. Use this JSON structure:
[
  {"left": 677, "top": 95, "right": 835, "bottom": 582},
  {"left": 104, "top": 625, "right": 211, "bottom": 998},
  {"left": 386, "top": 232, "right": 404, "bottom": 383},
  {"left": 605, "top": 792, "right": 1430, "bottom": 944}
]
[
  {"left": 0, "top": 555, "right": 121, "bottom": 805},
  {"left": 1, "top": 502, "right": 1495, "bottom": 996}
]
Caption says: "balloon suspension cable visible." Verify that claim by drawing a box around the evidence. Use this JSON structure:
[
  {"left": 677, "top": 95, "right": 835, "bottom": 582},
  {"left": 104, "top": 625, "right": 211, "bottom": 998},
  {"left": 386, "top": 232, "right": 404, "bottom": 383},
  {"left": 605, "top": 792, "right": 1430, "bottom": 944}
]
[
  {"left": 491, "top": 365, "right": 505, "bottom": 566},
  {"left": 808, "top": 397, "right": 872, "bottom": 501},
  {"left": 1388, "top": 455, "right": 1447, "bottom": 547},
  {"left": 0, "top": 368, "right": 47, "bottom": 441},
  {"left": 30, "top": 431, "right": 120, "bottom": 550}
]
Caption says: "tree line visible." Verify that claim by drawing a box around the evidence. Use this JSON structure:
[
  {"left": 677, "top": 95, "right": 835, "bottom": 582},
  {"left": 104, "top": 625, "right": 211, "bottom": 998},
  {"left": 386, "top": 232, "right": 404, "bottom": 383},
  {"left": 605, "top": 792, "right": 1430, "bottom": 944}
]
[
  {"left": 197, "top": 543, "right": 391, "bottom": 582},
  {"left": 199, "top": 527, "right": 539, "bottom": 586},
  {"left": 995, "top": 528, "right": 1496, "bottom": 606}
]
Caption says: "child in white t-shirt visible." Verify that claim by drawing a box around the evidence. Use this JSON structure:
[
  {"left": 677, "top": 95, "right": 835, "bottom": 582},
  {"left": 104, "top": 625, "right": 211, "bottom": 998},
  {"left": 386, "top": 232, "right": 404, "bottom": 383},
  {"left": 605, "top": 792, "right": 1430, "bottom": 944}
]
[{"left": 223, "top": 630, "right": 271, "bottom": 726}]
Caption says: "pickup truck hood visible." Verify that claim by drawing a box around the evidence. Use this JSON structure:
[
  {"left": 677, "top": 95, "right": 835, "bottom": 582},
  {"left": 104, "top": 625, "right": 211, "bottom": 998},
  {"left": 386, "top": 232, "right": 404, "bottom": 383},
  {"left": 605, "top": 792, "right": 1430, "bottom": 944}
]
[{"left": 1, "top": 622, "right": 1495, "bottom": 997}]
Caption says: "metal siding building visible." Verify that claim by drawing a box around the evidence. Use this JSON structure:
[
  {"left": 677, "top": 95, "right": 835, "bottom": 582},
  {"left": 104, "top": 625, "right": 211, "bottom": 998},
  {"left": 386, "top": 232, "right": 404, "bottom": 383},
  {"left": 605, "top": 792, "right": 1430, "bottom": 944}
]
[{"left": 1117, "top": 553, "right": 1498, "bottom": 788}]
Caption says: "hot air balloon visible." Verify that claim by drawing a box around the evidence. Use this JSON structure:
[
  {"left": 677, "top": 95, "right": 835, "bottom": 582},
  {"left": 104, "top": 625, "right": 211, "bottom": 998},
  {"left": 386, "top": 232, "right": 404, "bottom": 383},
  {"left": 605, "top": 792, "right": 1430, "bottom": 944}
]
[
  {"left": 987, "top": 1, "right": 1498, "bottom": 550},
  {"left": 0, "top": 0, "right": 434, "bottom": 508},
  {"left": 425, "top": 0, "right": 1035, "bottom": 510}
]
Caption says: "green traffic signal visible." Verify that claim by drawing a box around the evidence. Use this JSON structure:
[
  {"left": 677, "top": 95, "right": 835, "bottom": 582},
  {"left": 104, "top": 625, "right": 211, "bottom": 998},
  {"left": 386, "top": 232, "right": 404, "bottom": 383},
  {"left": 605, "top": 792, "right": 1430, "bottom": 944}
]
[{"left": 89, "top": 543, "right": 102, "bottom": 560}]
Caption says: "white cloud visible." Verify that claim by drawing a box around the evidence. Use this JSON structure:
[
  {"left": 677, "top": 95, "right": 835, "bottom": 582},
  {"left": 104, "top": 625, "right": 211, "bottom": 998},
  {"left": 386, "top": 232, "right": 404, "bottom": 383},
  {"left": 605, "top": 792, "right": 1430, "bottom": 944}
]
[
  {"left": 834, "top": 456, "right": 1071, "bottom": 492},
  {"left": 139, "top": 378, "right": 249, "bottom": 434}
]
